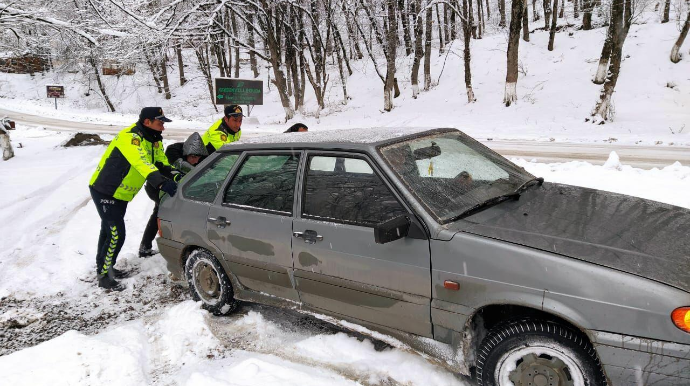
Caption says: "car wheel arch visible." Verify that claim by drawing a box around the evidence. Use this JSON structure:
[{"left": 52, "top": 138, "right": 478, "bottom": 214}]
[{"left": 463, "top": 304, "right": 598, "bottom": 373}]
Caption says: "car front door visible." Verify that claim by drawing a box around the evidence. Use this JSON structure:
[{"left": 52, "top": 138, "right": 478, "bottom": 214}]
[
  {"left": 292, "top": 152, "right": 432, "bottom": 337},
  {"left": 207, "top": 151, "right": 301, "bottom": 302}
]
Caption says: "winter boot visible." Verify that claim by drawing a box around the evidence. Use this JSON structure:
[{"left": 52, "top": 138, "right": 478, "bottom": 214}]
[
  {"left": 98, "top": 271, "right": 125, "bottom": 292},
  {"left": 111, "top": 267, "right": 132, "bottom": 279},
  {"left": 138, "top": 246, "right": 158, "bottom": 258}
]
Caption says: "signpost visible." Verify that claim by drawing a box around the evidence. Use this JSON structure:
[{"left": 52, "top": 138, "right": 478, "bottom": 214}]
[
  {"left": 46, "top": 85, "right": 65, "bottom": 110},
  {"left": 214, "top": 78, "right": 263, "bottom": 116}
]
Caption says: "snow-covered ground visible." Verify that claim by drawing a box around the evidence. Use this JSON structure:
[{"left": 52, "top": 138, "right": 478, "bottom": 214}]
[{"left": 1, "top": 124, "right": 689, "bottom": 385}]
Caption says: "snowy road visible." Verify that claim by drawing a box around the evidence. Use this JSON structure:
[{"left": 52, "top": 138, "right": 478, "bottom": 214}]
[{"left": 3, "top": 107, "right": 689, "bottom": 169}]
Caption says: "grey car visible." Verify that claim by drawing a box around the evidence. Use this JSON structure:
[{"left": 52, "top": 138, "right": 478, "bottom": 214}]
[{"left": 157, "top": 128, "right": 690, "bottom": 386}]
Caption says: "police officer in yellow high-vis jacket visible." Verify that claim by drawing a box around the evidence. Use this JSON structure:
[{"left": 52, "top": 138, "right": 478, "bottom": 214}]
[
  {"left": 202, "top": 104, "right": 243, "bottom": 154},
  {"left": 89, "top": 107, "right": 178, "bottom": 291}
]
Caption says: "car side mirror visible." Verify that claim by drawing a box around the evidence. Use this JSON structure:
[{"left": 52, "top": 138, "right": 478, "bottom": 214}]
[{"left": 374, "top": 215, "right": 411, "bottom": 244}]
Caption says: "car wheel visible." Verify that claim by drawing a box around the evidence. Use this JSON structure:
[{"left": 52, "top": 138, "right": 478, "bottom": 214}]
[
  {"left": 476, "top": 320, "right": 607, "bottom": 386},
  {"left": 185, "top": 249, "right": 238, "bottom": 315}
]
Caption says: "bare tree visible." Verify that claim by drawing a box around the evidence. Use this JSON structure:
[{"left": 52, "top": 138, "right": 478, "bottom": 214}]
[
  {"left": 424, "top": 1, "right": 433, "bottom": 89},
  {"left": 400, "top": 0, "right": 414, "bottom": 55},
  {"left": 411, "top": 0, "right": 424, "bottom": 97},
  {"left": 662, "top": 0, "right": 671, "bottom": 23},
  {"left": 543, "top": 0, "right": 551, "bottom": 28},
  {"left": 175, "top": 42, "right": 187, "bottom": 86},
  {"left": 499, "top": 0, "right": 507, "bottom": 27},
  {"left": 592, "top": 0, "right": 632, "bottom": 120},
  {"left": 548, "top": 0, "right": 558, "bottom": 50},
  {"left": 582, "top": 0, "right": 594, "bottom": 29},
  {"left": 670, "top": 10, "right": 690, "bottom": 63},
  {"left": 384, "top": 0, "right": 398, "bottom": 111},
  {"left": 505, "top": 0, "right": 526, "bottom": 106},
  {"left": 522, "top": 0, "right": 530, "bottom": 42},
  {"left": 462, "top": 0, "right": 477, "bottom": 101}
]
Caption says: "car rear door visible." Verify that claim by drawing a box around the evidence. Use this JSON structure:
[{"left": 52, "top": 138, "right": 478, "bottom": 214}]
[
  {"left": 292, "top": 152, "right": 432, "bottom": 337},
  {"left": 207, "top": 151, "right": 301, "bottom": 302}
]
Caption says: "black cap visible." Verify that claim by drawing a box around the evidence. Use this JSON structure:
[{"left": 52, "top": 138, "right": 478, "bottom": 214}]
[
  {"left": 224, "top": 105, "right": 244, "bottom": 117},
  {"left": 139, "top": 107, "right": 172, "bottom": 122}
]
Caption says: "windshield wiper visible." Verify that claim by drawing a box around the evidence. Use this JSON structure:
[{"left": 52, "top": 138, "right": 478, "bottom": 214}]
[
  {"left": 447, "top": 177, "right": 544, "bottom": 222},
  {"left": 513, "top": 177, "right": 544, "bottom": 196}
]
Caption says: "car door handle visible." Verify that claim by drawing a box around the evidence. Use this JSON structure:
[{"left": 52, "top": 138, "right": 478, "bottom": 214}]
[
  {"left": 208, "top": 216, "right": 231, "bottom": 228},
  {"left": 293, "top": 230, "right": 323, "bottom": 244}
]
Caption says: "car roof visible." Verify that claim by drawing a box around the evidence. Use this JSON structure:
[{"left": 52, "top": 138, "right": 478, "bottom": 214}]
[{"left": 218, "top": 127, "right": 457, "bottom": 152}]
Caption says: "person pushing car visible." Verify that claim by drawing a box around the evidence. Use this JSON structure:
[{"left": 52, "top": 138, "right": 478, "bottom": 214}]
[{"left": 88, "top": 107, "right": 178, "bottom": 291}]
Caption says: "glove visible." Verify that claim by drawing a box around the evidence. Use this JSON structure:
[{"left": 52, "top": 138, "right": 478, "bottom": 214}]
[
  {"left": 160, "top": 180, "right": 178, "bottom": 197},
  {"left": 171, "top": 170, "right": 185, "bottom": 182}
]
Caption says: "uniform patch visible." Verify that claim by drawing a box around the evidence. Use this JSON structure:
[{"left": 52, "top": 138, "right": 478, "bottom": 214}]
[
  {"left": 154, "top": 142, "right": 160, "bottom": 148},
  {"left": 131, "top": 138, "right": 140, "bottom": 146},
  {"left": 220, "top": 134, "right": 227, "bottom": 141}
]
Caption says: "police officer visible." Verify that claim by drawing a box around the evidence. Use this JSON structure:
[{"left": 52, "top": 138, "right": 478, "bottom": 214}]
[
  {"left": 202, "top": 104, "right": 243, "bottom": 154},
  {"left": 89, "top": 107, "right": 178, "bottom": 291}
]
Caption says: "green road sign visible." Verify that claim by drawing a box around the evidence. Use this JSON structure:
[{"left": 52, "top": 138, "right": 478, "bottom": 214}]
[{"left": 214, "top": 78, "right": 264, "bottom": 105}]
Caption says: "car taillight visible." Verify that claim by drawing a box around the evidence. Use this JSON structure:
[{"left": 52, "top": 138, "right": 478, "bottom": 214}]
[
  {"left": 157, "top": 218, "right": 162, "bottom": 237},
  {"left": 671, "top": 307, "right": 690, "bottom": 333}
]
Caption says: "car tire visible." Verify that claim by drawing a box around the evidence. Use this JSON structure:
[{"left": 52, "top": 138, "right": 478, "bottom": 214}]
[
  {"left": 185, "top": 249, "right": 238, "bottom": 315},
  {"left": 476, "top": 319, "right": 607, "bottom": 386}
]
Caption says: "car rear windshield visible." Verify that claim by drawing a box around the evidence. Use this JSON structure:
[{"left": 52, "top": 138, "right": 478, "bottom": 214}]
[{"left": 379, "top": 131, "right": 535, "bottom": 223}]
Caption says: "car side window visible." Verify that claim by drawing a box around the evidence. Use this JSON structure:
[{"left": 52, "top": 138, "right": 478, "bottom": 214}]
[
  {"left": 302, "top": 155, "right": 407, "bottom": 227},
  {"left": 223, "top": 154, "right": 300, "bottom": 214},
  {"left": 183, "top": 153, "right": 240, "bottom": 202}
]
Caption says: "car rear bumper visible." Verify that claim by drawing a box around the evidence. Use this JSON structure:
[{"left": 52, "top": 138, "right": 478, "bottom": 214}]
[
  {"left": 591, "top": 330, "right": 690, "bottom": 385},
  {"left": 155, "top": 237, "right": 185, "bottom": 280}
]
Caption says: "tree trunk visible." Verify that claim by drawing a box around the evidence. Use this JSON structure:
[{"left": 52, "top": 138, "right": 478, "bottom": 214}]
[
  {"left": 411, "top": 0, "right": 424, "bottom": 98},
  {"left": 500, "top": 0, "right": 507, "bottom": 27},
  {"left": 592, "top": 0, "right": 629, "bottom": 120},
  {"left": 463, "top": 0, "right": 477, "bottom": 102},
  {"left": 384, "top": 0, "right": 398, "bottom": 111},
  {"left": 469, "top": 0, "right": 477, "bottom": 39},
  {"left": 662, "top": 0, "right": 671, "bottom": 23},
  {"left": 559, "top": 0, "right": 565, "bottom": 18},
  {"left": 231, "top": 11, "right": 240, "bottom": 78},
  {"left": 593, "top": 23, "right": 613, "bottom": 83},
  {"left": 247, "top": 11, "right": 260, "bottom": 78},
  {"left": 504, "top": 0, "right": 525, "bottom": 106},
  {"left": 436, "top": 4, "right": 445, "bottom": 53},
  {"left": 260, "top": 0, "right": 294, "bottom": 121},
  {"left": 451, "top": 5, "right": 457, "bottom": 40},
  {"left": 477, "top": 0, "right": 484, "bottom": 39},
  {"left": 522, "top": 0, "right": 530, "bottom": 42},
  {"left": 195, "top": 45, "right": 218, "bottom": 111},
  {"left": 582, "top": 0, "right": 593, "bottom": 30},
  {"left": 160, "top": 52, "right": 171, "bottom": 100},
  {"left": 486, "top": 0, "right": 492, "bottom": 20},
  {"left": 444, "top": 4, "right": 450, "bottom": 42},
  {"left": 144, "top": 48, "right": 163, "bottom": 93},
  {"left": 543, "top": 0, "right": 551, "bottom": 29},
  {"left": 574, "top": 0, "right": 579, "bottom": 19},
  {"left": 548, "top": 0, "right": 558, "bottom": 50},
  {"left": 424, "top": 3, "right": 433, "bottom": 90},
  {"left": 176, "top": 43, "right": 187, "bottom": 86},
  {"left": 533, "top": 0, "right": 540, "bottom": 21},
  {"left": 400, "top": 0, "right": 413, "bottom": 56},
  {"left": 670, "top": 10, "right": 690, "bottom": 63},
  {"left": 89, "top": 56, "right": 115, "bottom": 112}
]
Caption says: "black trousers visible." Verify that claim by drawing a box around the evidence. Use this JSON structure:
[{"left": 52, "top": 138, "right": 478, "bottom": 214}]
[
  {"left": 90, "top": 187, "right": 128, "bottom": 276},
  {"left": 140, "top": 183, "right": 160, "bottom": 250}
]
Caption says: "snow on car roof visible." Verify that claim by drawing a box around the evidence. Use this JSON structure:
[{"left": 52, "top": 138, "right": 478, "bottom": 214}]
[{"left": 239, "top": 127, "right": 451, "bottom": 146}]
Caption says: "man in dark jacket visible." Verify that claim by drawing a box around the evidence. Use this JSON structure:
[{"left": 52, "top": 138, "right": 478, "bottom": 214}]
[
  {"left": 139, "top": 132, "right": 208, "bottom": 257},
  {"left": 89, "top": 107, "right": 178, "bottom": 291}
]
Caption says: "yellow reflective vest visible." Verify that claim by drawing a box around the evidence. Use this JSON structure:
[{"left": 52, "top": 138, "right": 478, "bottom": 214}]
[
  {"left": 202, "top": 119, "right": 241, "bottom": 154},
  {"left": 89, "top": 123, "right": 170, "bottom": 201}
]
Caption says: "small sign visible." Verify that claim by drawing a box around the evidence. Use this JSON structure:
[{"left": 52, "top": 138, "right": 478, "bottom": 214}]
[
  {"left": 214, "top": 78, "right": 263, "bottom": 106},
  {"left": 46, "top": 85, "right": 65, "bottom": 98}
]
